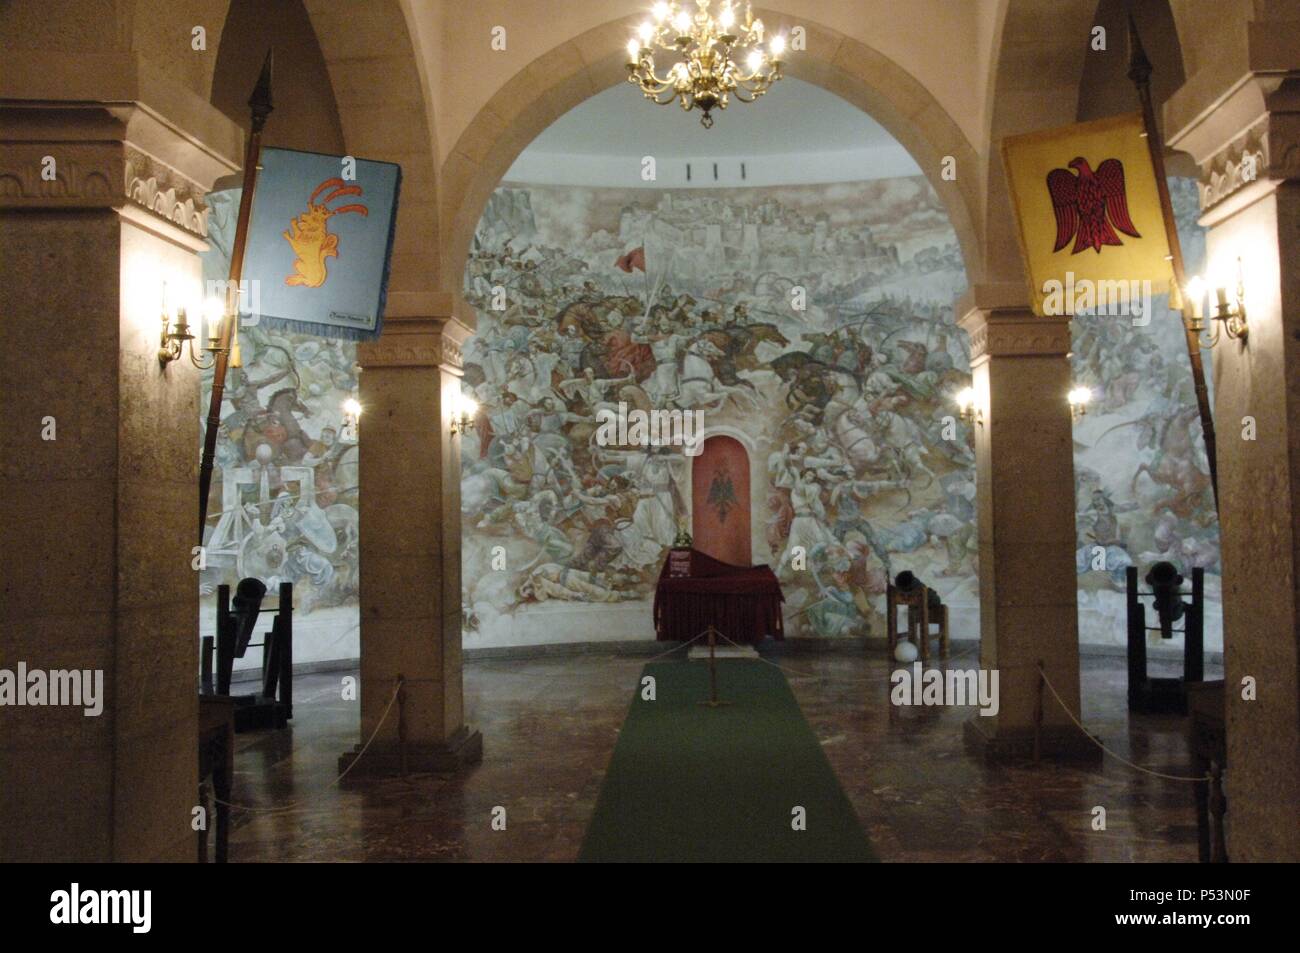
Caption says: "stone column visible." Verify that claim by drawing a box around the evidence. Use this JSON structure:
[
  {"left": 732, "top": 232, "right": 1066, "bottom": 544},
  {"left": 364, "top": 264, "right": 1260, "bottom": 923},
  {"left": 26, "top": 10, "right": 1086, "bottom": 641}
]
[
  {"left": 340, "top": 301, "right": 482, "bottom": 776},
  {"left": 957, "top": 288, "right": 1094, "bottom": 761},
  {"left": 1166, "top": 22, "right": 1300, "bottom": 861},
  {"left": 0, "top": 77, "right": 240, "bottom": 860}
]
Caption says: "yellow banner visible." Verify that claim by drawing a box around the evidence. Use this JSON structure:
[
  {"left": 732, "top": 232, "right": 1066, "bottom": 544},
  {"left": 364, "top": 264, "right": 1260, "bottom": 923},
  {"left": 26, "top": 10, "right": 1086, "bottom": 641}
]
[{"left": 1001, "top": 112, "right": 1172, "bottom": 317}]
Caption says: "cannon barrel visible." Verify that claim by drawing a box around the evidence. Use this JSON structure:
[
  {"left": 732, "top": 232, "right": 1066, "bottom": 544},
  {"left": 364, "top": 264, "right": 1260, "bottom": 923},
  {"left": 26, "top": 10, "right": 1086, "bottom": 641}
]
[{"left": 1144, "top": 561, "right": 1185, "bottom": 639}]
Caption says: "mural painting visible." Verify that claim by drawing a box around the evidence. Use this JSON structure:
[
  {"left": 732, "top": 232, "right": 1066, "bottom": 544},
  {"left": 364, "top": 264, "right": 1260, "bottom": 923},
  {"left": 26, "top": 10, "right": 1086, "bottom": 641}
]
[
  {"left": 1070, "top": 176, "right": 1222, "bottom": 648},
  {"left": 460, "top": 179, "right": 979, "bottom": 645},
  {"left": 198, "top": 190, "right": 363, "bottom": 666},
  {"left": 191, "top": 174, "right": 1219, "bottom": 659}
]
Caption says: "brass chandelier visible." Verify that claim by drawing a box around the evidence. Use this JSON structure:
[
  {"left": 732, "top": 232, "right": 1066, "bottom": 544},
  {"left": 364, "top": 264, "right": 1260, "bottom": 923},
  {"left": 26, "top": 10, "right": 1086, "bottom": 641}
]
[{"left": 626, "top": 1, "right": 785, "bottom": 128}]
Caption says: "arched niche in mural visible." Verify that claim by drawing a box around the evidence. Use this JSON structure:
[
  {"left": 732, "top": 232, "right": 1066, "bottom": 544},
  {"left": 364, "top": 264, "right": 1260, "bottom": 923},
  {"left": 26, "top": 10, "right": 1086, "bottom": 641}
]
[{"left": 692, "top": 434, "right": 752, "bottom": 567}]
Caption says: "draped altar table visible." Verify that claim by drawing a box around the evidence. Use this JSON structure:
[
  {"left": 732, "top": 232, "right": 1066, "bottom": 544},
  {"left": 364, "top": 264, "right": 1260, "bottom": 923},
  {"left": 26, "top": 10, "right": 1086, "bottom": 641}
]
[{"left": 653, "top": 548, "right": 785, "bottom": 644}]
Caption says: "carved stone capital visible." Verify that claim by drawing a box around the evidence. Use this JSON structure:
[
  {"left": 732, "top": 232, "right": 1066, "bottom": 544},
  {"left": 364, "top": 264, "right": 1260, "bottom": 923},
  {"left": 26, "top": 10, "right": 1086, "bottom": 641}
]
[
  {"left": 123, "top": 144, "right": 212, "bottom": 238},
  {"left": 1191, "top": 108, "right": 1300, "bottom": 220},
  {"left": 958, "top": 307, "right": 1071, "bottom": 364},
  {"left": 1165, "top": 23, "right": 1300, "bottom": 217},
  {"left": 357, "top": 313, "right": 472, "bottom": 373},
  {"left": 0, "top": 100, "right": 240, "bottom": 243}
]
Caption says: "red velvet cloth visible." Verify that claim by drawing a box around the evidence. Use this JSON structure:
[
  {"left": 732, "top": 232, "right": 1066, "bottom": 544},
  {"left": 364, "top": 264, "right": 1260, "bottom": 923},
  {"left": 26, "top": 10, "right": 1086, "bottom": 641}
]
[{"left": 653, "top": 549, "right": 785, "bottom": 644}]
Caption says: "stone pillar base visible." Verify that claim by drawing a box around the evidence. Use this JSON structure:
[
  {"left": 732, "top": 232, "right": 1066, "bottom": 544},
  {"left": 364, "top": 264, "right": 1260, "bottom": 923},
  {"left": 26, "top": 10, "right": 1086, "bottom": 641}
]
[
  {"left": 963, "top": 716, "right": 1103, "bottom": 764},
  {"left": 338, "top": 726, "right": 483, "bottom": 780}
]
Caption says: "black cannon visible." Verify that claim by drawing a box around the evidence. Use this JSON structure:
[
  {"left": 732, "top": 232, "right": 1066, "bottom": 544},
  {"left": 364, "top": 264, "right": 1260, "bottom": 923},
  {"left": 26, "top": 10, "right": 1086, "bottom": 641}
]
[{"left": 1126, "top": 563, "right": 1204, "bottom": 714}]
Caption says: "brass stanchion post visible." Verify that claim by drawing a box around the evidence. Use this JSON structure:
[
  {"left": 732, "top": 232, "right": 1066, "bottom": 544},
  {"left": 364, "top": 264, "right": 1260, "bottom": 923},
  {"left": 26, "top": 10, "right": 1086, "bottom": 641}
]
[
  {"left": 396, "top": 674, "right": 408, "bottom": 777},
  {"left": 1034, "top": 660, "right": 1045, "bottom": 763},
  {"left": 699, "top": 626, "right": 732, "bottom": 708}
]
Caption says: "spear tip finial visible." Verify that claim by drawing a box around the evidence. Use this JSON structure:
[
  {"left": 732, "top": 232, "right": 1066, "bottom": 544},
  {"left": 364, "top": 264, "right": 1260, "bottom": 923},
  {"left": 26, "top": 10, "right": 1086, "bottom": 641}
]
[
  {"left": 1126, "top": 13, "right": 1152, "bottom": 86},
  {"left": 249, "top": 48, "right": 275, "bottom": 125}
]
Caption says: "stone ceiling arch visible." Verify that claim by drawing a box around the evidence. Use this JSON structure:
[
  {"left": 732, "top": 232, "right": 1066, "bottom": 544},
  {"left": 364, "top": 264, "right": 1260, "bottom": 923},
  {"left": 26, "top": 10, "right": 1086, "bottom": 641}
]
[
  {"left": 980, "top": 0, "right": 1193, "bottom": 289},
  {"left": 441, "top": 8, "right": 985, "bottom": 296},
  {"left": 301, "top": 0, "right": 443, "bottom": 302}
]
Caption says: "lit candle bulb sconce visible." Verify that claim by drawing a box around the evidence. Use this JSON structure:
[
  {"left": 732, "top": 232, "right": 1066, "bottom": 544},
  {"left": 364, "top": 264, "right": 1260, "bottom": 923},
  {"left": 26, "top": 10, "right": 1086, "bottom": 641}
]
[
  {"left": 1184, "top": 260, "right": 1248, "bottom": 348},
  {"left": 159, "top": 289, "right": 227, "bottom": 369},
  {"left": 1068, "top": 386, "right": 1092, "bottom": 420},
  {"left": 450, "top": 393, "right": 478, "bottom": 436},
  {"left": 955, "top": 386, "right": 983, "bottom": 426},
  {"left": 341, "top": 397, "right": 362, "bottom": 442}
]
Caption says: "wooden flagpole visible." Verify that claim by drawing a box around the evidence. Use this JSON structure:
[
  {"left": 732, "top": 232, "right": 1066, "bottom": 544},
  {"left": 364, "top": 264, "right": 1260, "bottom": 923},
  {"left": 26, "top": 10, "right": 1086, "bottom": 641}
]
[
  {"left": 1127, "top": 16, "right": 1219, "bottom": 512},
  {"left": 198, "top": 49, "right": 275, "bottom": 542}
]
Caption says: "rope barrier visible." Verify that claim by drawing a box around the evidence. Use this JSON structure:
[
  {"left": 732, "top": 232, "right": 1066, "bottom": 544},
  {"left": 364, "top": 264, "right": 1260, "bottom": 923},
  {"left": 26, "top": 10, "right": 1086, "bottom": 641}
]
[
  {"left": 210, "top": 678, "right": 404, "bottom": 816},
  {"left": 642, "top": 628, "right": 711, "bottom": 663},
  {"left": 699, "top": 627, "right": 1210, "bottom": 785},
  {"left": 1036, "top": 664, "right": 1210, "bottom": 783},
  {"left": 709, "top": 627, "right": 981, "bottom": 688}
]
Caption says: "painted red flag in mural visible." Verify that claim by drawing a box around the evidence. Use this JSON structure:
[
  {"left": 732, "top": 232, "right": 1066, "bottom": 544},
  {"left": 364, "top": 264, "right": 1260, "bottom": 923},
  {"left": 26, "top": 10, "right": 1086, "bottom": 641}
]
[{"left": 615, "top": 246, "right": 646, "bottom": 273}]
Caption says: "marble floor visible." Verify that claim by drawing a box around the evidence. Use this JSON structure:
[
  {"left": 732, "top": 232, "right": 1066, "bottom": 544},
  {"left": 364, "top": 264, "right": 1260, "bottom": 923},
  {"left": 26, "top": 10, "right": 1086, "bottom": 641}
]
[{"left": 225, "top": 647, "right": 1217, "bottom": 862}]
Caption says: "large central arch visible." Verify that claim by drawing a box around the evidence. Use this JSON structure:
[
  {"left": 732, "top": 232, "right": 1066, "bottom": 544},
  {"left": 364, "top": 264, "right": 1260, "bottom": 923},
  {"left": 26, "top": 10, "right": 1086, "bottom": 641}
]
[{"left": 439, "top": 8, "right": 984, "bottom": 292}]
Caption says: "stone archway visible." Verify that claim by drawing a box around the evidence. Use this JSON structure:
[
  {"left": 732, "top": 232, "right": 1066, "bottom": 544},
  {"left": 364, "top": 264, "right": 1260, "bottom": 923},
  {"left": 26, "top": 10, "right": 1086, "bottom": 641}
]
[
  {"left": 979, "top": 0, "right": 1193, "bottom": 284},
  {"left": 438, "top": 8, "right": 985, "bottom": 291},
  {"left": 980, "top": 0, "right": 1102, "bottom": 285},
  {"left": 302, "top": 0, "right": 443, "bottom": 301}
]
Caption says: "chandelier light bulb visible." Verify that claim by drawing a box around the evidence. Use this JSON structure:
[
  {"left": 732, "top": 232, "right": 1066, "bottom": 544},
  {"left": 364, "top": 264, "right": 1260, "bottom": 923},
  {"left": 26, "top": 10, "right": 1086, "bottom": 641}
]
[{"left": 627, "top": 0, "right": 785, "bottom": 127}]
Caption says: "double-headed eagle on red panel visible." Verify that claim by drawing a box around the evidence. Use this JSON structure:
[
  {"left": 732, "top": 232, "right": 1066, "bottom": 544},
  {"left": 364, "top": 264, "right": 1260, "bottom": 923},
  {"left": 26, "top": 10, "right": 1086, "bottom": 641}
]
[{"left": 1046, "top": 157, "right": 1141, "bottom": 254}]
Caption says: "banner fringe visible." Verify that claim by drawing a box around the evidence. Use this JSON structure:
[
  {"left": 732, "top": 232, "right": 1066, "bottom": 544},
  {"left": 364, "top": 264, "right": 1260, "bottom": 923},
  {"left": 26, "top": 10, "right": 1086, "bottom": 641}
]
[{"left": 248, "top": 314, "right": 378, "bottom": 341}]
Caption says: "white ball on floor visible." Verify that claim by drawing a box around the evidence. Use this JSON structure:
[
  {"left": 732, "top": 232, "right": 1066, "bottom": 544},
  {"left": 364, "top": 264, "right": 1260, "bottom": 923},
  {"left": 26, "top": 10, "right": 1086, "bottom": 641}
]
[{"left": 893, "top": 640, "right": 919, "bottom": 663}]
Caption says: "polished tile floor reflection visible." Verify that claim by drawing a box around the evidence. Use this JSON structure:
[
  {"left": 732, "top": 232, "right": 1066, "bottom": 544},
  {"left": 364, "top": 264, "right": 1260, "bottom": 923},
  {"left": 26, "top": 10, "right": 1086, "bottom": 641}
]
[{"left": 226, "top": 649, "right": 1215, "bottom": 862}]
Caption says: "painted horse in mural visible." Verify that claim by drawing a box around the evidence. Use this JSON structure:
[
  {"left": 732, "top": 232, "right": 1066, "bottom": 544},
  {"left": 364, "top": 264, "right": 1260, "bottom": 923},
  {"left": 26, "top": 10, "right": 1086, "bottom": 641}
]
[
  {"left": 240, "top": 387, "right": 312, "bottom": 464},
  {"left": 678, "top": 341, "right": 761, "bottom": 411},
  {"left": 768, "top": 352, "right": 838, "bottom": 417},
  {"left": 697, "top": 322, "right": 790, "bottom": 381},
  {"left": 1129, "top": 406, "right": 1213, "bottom": 519},
  {"left": 1095, "top": 405, "right": 1213, "bottom": 520}
]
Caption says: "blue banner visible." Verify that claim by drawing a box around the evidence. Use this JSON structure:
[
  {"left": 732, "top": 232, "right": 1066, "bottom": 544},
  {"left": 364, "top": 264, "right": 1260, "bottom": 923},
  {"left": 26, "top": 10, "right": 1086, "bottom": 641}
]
[{"left": 204, "top": 147, "right": 401, "bottom": 340}]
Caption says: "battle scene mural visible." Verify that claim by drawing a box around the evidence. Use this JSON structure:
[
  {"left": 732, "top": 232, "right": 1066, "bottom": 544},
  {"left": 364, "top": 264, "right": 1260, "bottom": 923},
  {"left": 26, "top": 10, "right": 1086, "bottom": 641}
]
[
  {"left": 461, "top": 175, "right": 1221, "bottom": 650},
  {"left": 198, "top": 190, "right": 363, "bottom": 668},
  {"left": 1070, "top": 177, "right": 1222, "bottom": 649},
  {"left": 192, "top": 175, "right": 1219, "bottom": 660},
  {"left": 460, "top": 179, "right": 979, "bottom": 646}
]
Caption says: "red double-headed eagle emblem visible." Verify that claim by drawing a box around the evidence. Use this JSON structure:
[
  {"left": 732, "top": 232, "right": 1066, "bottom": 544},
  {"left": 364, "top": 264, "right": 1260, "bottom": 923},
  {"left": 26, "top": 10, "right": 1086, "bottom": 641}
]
[{"left": 1046, "top": 157, "right": 1141, "bottom": 254}]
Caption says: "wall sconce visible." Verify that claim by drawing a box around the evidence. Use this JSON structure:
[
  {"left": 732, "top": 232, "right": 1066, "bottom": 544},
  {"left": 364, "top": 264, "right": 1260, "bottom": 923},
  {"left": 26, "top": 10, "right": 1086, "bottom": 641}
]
[
  {"left": 159, "top": 291, "right": 226, "bottom": 369},
  {"left": 955, "top": 386, "right": 983, "bottom": 426},
  {"left": 450, "top": 393, "right": 478, "bottom": 436},
  {"left": 1068, "top": 385, "right": 1092, "bottom": 420},
  {"left": 341, "top": 397, "right": 362, "bottom": 441},
  {"left": 1184, "top": 262, "right": 1248, "bottom": 348}
]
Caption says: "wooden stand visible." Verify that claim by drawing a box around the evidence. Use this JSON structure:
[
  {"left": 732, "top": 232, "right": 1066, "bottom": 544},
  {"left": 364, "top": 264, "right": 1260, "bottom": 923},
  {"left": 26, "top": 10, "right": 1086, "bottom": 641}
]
[
  {"left": 202, "top": 580, "right": 294, "bottom": 732},
  {"left": 197, "top": 695, "right": 234, "bottom": 863},
  {"left": 887, "top": 582, "right": 949, "bottom": 662},
  {"left": 1187, "top": 680, "right": 1228, "bottom": 862}
]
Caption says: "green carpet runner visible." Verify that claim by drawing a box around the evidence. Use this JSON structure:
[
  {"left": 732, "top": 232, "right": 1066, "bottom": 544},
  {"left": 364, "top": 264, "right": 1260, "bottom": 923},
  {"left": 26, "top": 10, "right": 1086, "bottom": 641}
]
[{"left": 579, "top": 659, "right": 877, "bottom": 862}]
